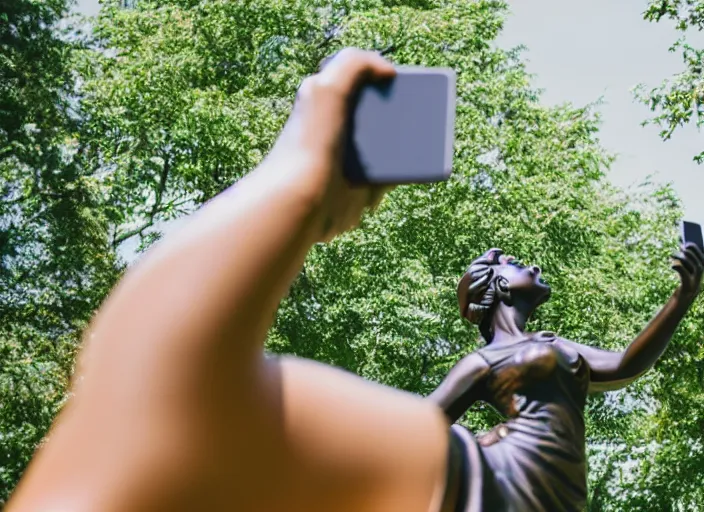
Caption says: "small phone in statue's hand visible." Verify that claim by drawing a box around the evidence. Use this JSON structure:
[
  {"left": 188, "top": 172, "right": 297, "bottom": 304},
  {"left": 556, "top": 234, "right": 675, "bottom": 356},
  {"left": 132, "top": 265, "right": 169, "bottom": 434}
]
[
  {"left": 680, "top": 220, "right": 703, "bottom": 250},
  {"left": 344, "top": 66, "right": 456, "bottom": 185}
]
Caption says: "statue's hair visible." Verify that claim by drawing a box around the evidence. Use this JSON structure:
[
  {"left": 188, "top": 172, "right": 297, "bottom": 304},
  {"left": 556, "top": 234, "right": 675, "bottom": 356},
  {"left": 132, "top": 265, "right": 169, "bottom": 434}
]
[{"left": 457, "top": 249, "right": 503, "bottom": 342}]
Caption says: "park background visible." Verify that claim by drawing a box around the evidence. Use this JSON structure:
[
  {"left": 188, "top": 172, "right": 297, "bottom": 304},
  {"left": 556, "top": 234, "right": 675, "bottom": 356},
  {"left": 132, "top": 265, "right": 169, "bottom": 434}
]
[{"left": 2, "top": 0, "right": 704, "bottom": 509}]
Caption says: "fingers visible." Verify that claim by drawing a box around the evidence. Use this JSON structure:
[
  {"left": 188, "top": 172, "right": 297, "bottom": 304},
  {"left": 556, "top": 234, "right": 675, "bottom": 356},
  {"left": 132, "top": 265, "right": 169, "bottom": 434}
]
[
  {"left": 317, "top": 48, "right": 396, "bottom": 97},
  {"left": 672, "top": 263, "right": 687, "bottom": 286},
  {"left": 673, "top": 243, "right": 704, "bottom": 276},
  {"left": 672, "top": 253, "right": 694, "bottom": 275},
  {"left": 293, "top": 49, "right": 394, "bottom": 128},
  {"left": 673, "top": 243, "right": 704, "bottom": 298},
  {"left": 684, "top": 242, "right": 704, "bottom": 268}
]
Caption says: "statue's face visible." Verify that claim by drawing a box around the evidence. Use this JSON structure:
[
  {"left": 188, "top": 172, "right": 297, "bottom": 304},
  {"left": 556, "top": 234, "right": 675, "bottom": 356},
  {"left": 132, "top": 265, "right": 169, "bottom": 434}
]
[{"left": 495, "top": 254, "right": 551, "bottom": 306}]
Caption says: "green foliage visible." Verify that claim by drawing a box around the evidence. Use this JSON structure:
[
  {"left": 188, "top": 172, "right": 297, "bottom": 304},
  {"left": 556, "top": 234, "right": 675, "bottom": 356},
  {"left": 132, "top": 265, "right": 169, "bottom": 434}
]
[
  {"left": 1, "top": 0, "right": 703, "bottom": 509},
  {"left": 636, "top": 0, "right": 704, "bottom": 163},
  {"left": 0, "top": 0, "right": 73, "bottom": 152},
  {"left": 0, "top": 0, "right": 121, "bottom": 501}
]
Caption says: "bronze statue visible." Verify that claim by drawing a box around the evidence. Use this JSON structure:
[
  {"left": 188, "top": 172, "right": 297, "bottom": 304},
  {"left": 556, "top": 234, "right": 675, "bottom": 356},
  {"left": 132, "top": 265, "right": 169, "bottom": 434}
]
[{"left": 430, "top": 246, "right": 703, "bottom": 511}]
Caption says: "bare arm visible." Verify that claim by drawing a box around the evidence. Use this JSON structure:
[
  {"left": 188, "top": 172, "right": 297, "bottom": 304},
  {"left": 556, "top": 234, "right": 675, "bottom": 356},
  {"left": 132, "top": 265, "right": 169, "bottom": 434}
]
[
  {"left": 564, "top": 243, "right": 703, "bottom": 393},
  {"left": 427, "top": 353, "right": 490, "bottom": 423},
  {"left": 8, "top": 50, "right": 413, "bottom": 512}
]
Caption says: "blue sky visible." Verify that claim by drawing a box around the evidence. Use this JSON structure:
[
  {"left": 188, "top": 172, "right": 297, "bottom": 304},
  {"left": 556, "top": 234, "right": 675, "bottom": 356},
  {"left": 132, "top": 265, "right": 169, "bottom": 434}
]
[{"left": 75, "top": 0, "right": 703, "bottom": 227}]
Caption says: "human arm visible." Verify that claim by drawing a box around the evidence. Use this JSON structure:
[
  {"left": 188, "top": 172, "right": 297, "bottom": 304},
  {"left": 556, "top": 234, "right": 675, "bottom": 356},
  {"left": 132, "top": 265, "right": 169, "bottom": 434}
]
[
  {"left": 8, "top": 51, "right": 453, "bottom": 512},
  {"left": 427, "top": 353, "right": 490, "bottom": 423},
  {"left": 562, "top": 243, "right": 703, "bottom": 393}
]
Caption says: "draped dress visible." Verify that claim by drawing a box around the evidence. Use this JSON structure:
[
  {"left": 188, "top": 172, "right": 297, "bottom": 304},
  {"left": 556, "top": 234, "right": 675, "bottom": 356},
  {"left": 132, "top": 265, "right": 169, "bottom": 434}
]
[{"left": 450, "top": 331, "right": 590, "bottom": 512}]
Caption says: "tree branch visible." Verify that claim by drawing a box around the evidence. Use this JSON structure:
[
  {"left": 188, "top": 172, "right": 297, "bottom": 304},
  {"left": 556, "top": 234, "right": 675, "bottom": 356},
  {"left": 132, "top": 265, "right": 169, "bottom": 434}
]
[
  {"left": 112, "top": 219, "right": 155, "bottom": 247},
  {"left": 112, "top": 156, "right": 171, "bottom": 248},
  {"left": 150, "top": 155, "right": 171, "bottom": 219}
]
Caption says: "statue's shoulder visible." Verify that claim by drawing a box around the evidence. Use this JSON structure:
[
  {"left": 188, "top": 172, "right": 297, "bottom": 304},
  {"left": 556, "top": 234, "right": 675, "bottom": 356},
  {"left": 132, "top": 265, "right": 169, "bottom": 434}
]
[{"left": 546, "top": 335, "right": 588, "bottom": 368}]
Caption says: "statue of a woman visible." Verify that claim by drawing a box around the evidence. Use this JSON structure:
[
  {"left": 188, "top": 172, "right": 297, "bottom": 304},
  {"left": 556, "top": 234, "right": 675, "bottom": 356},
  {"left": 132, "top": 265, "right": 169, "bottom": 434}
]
[{"left": 429, "top": 246, "right": 703, "bottom": 511}]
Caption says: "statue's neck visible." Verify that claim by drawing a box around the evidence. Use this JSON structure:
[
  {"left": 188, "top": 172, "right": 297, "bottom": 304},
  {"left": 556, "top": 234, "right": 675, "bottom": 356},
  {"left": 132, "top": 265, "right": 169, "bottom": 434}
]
[{"left": 489, "top": 302, "right": 530, "bottom": 346}]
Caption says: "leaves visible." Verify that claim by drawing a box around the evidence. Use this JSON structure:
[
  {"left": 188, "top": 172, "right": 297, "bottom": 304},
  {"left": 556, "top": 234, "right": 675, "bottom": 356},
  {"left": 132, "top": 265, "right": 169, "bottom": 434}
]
[
  {"left": 0, "top": 0, "right": 121, "bottom": 501},
  {"left": 1, "top": 0, "right": 703, "bottom": 509},
  {"left": 637, "top": 1, "right": 704, "bottom": 163}
]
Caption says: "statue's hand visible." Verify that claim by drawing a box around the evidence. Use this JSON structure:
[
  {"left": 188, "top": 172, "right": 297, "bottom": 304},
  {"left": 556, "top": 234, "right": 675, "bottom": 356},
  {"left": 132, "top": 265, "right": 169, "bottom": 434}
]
[
  {"left": 672, "top": 242, "right": 704, "bottom": 302},
  {"left": 488, "top": 344, "right": 558, "bottom": 418}
]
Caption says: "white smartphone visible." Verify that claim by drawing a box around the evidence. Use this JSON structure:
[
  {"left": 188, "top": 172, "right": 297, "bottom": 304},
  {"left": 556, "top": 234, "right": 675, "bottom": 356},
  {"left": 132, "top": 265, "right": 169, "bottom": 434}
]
[{"left": 343, "top": 66, "right": 457, "bottom": 184}]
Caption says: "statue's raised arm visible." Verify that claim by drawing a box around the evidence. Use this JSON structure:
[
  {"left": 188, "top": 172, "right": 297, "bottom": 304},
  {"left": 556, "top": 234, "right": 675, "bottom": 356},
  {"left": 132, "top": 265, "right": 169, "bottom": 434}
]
[{"left": 559, "top": 242, "right": 703, "bottom": 392}]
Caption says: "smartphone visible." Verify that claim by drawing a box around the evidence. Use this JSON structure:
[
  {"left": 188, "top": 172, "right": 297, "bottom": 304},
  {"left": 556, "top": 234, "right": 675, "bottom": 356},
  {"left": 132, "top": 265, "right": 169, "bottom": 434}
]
[
  {"left": 343, "top": 66, "right": 456, "bottom": 184},
  {"left": 680, "top": 220, "right": 703, "bottom": 250}
]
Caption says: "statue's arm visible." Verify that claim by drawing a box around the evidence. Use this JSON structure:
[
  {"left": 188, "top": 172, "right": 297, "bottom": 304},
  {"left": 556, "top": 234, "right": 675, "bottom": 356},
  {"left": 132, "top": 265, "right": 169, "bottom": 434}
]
[
  {"left": 427, "top": 353, "right": 490, "bottom": 423},
  {"left": 563, "top": 243, "right": 703, "bottom": 393}
]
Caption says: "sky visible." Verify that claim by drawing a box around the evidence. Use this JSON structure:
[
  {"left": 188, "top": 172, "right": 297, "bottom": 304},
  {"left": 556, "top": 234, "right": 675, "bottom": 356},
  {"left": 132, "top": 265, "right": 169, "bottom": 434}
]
[
  {"left": 74, "top": 0, "right": 703, "bottom": 227},
  {"left": 76, "top": 0, "right": 99, "bottom": 16},
  {"left": 500, "top": 0, "right": 703, "bottom": 224}
]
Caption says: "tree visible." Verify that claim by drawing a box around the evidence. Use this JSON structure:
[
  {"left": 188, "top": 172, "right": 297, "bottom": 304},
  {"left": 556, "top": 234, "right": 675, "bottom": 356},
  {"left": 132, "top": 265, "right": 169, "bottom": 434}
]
[
  {"left": 2, "top": 0, "right": 703, "bottom": 509},
  {"left": 636, "top": 0, "right": 704, "bottom": 163},
  {"left": 0, "top": 0, "right": 120, "bottom": 501}
]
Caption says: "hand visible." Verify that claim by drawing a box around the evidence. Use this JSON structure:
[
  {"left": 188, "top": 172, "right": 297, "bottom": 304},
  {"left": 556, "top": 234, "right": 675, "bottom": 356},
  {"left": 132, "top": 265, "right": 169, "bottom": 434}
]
[
  {"left": 266, "top": 48, "right": 396, "bottom": 242},
  {"left": 672, "top": 242, "right": 704, "bottom": 301}
]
